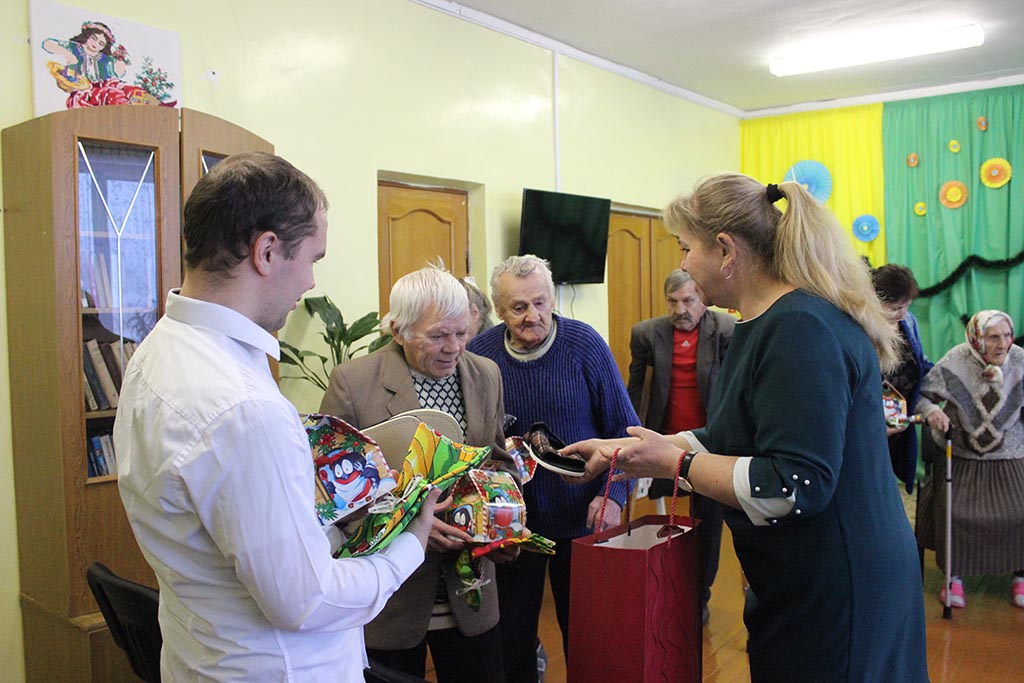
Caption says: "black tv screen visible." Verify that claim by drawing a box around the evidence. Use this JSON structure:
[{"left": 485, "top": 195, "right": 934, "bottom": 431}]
[{"left": 517, "top": 189, "right": 611, "bottom": 284}]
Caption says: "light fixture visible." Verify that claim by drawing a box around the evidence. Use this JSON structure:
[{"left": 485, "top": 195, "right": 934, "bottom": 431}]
[{"left": 769, "top": 23, "right": 985, "bottom": 77}]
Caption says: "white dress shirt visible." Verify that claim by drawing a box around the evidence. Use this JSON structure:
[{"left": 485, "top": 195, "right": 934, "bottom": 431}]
[{"left": 115, "top": 291, "right": 424, "bottom": 682}]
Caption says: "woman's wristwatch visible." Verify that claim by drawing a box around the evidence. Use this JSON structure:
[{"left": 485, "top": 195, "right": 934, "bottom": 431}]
[{"left": 676, "top": 450, "right": 698, "bottom": 492}]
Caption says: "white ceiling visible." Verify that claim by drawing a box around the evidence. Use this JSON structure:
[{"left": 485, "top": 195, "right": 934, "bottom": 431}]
[{"left": 423, "top": 0, "right": 1024, "bottom": 115}]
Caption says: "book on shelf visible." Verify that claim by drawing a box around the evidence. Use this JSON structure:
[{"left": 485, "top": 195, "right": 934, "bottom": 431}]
[
  {"left": 82, "top": 344, "right": 110, "bottom": 411},
  {"left": 89, "top": 435, "right": 109, "bottom": 476},
  {"left": 87, "top": 447, "right": 98, "bottom": 478},
  {"left": 97, "top": 253, "right": 114, "bottom": 309},
  {"left": 98, "top": 341, "right": 123, "bottom": 391},
  {"left": 85, "top": 339, "right": 118, "bottom": 408},
  {"left": 82, "top": 370, "right": 98, "bottom": 411},
  {"left": 99, "top": 433, "right": 117, "bottom": 475}
]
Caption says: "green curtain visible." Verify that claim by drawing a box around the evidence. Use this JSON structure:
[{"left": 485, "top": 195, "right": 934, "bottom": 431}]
[{"left": 883, "top": 85, "right": 1024, "bottom": 359}]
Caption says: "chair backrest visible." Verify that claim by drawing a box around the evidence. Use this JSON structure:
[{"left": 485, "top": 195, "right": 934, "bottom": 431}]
[
  {"left": 363, "top": 409, "right": 465, "bottom": 470},
  {"left": 86, "top": 562, "right": 162, "bottom": 683}
]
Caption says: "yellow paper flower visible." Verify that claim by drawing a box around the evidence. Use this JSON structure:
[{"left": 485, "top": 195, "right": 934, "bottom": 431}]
[
  {"left": 914, "top": 202, "right": 927, "bottom": 216},
  {"left": 948, "top": 139, "right": 961, "bottom": 153},
  {"left": 980, "top": 157, "right": 1012, "bottom": 189},
  {"left": 940, "top": 181, "right": 968, "bottom": 209},
  {"left": 906, "top": 153, "right": 919, "bottom": 168},
  {"left": 977, "top": 116, "right": 988, "bottom": 132}
]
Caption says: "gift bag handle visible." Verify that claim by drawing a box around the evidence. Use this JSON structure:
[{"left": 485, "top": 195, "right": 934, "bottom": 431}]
[{"left": 595, "top": 448, "right": 688, "bottom": 544}]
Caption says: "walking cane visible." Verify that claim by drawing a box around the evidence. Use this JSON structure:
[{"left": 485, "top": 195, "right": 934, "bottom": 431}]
[{"left": 942, "top": 425, "right": 954, "bottom": 620}]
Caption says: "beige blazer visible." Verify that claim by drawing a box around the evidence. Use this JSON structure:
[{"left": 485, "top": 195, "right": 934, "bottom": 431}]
[{"left": 319, "top": 342, "right": 512, "bottom": 649}]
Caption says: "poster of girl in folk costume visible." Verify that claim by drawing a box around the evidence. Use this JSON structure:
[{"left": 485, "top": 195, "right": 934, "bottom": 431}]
[{"left": 30, "top": 1, "right": 181, "bottom": 115}]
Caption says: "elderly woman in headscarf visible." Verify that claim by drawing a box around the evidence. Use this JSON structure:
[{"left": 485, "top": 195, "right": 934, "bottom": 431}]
[{"left": 916, "top": 310, "right": 1024, "bottom": 610}]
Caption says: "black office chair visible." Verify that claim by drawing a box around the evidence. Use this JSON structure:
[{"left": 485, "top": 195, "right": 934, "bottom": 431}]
[{"left": 86, "top": 562, "right": 162, "bottom": 683}]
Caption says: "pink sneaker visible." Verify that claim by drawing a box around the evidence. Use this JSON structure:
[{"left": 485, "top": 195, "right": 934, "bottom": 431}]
[
  {"left": 1012, "top": 577, "right": 1024, "bottom": 609},
  {"left": 939, "top": 578, "right": 965, "bottom": 608}
]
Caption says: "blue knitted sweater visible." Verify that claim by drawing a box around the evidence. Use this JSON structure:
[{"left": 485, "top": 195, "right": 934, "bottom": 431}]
[{"left": 468, "top": 316, "right": 639, "bottom": 539}]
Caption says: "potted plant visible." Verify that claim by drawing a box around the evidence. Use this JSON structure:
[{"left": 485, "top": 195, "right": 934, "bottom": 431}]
[{"left": 279, "top": 295, "right": 392, "bottom": 391}]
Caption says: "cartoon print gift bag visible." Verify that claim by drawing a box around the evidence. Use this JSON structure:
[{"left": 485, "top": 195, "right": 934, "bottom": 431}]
[
  {"left": 304, "top": 414, "right": 396, "bottom": 525},
  {"left": 338, "top": 422, "right": 491, "bottom": 558}
]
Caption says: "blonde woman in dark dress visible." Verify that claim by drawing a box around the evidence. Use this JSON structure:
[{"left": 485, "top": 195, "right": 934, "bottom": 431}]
[{"left": 564, "top": 173, "right": 929, "bottom": 682}]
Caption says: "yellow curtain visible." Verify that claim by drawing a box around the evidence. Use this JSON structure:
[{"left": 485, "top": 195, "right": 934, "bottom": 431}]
[{"left": 740, "top": 104, "right": 886, "bottom": 266}]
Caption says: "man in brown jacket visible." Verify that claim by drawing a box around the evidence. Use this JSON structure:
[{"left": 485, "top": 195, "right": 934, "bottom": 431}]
[{"left": 321, "top": 266, "right": 515, "bottom": 683}]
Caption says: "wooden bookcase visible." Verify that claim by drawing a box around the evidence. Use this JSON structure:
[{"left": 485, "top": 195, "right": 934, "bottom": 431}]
[{"left": 3, "top": 106, "right": 271, "bottom": 683}]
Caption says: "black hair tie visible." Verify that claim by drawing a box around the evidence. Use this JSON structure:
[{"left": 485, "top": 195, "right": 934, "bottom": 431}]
[{"left": 766, "top": 183, "right": 784, "bottom": 203}]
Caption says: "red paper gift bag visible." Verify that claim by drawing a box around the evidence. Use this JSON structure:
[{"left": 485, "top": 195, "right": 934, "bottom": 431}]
[{"left": 568, "top": 514, "right": 701, "bottom": 683}]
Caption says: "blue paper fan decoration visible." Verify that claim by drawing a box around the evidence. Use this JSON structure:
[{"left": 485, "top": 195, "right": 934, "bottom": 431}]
[
  {"left": 783, "top": 160, "right": 833, "bottom": 203},
  {"left": 852, "top": 214, "right": 880, "bottom": 242}
]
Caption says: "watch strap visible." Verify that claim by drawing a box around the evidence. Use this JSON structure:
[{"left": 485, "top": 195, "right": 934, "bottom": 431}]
[{"left": 676, "top": 450, "right": 698, "bottom": 492}]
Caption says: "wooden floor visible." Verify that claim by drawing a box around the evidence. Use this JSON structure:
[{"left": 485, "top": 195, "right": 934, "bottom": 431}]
[{"left": 428, "top": 497, "right": 1024, "bottom": 682}]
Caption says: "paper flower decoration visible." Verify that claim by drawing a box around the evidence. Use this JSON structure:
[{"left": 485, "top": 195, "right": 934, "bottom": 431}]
[
  {"left": 914, "top": 202, "right": 927, "bottom": 216},
  {"left": 948, "top": 139, "right": 961, "bottom": 153},
  {"left": 980, "top": 157, "right": 1012, "bottom": 188},
  {"left": 852, "top": 214, "right": 880, "bottom": 242},
  {"left": 977, "top": 116, "right": 988, "bottom": 131},
  {"left": 940, "top": 181, "right": 968, "bottom": 209},
  {"left": 783, "top": 160, "right": 832, "bottom": 203},
  {"left": 906, "top": 153, "right": 919, "bottom": 168}
]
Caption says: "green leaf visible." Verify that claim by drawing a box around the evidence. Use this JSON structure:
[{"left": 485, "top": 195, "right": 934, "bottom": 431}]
[
  {"left": 368, "top": 334, "right": 393, "bottom": 353},
  {"left": 304, "top": 296, "right": 345, "bottom": 336},
  {"left": 344, "top": 311, "right": 382, "bottom": 344},
  {"left": 279, "top": 340, "right": 327, "bottom": 366}
]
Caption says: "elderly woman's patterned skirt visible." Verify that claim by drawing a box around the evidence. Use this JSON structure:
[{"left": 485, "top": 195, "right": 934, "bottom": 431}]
[{"left": 917, "top": 455, "right": 1024, "bottom": 575}]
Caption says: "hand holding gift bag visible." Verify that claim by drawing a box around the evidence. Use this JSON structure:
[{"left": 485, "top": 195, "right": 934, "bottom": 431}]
[{"left": 568, "top": 450, "right": 702, "bottom": 683}]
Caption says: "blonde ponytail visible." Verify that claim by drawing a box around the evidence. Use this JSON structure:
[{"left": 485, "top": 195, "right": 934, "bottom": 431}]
[{"left": 773, "top": 181, "right": 900, "bottom": 372}]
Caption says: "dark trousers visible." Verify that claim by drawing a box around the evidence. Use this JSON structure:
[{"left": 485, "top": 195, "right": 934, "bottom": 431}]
[
  {"left": 496, "top": 538, "right": 573, "bottom": 683},
  {"left": 366, "top": 624, "right": 505, "bottom": 683},
  {"left": 691, "top": 492, "right": 724, "bottom": 606}
]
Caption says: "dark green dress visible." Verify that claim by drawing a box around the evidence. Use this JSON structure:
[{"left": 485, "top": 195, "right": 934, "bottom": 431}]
[{"left": 692, "top": 290, "right": 928, "bottom": 682}]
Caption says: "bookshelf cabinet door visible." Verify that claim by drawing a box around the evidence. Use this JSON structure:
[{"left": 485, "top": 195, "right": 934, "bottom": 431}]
[{"left": 3, "top": 106, "right": 180, "bottom": 621}]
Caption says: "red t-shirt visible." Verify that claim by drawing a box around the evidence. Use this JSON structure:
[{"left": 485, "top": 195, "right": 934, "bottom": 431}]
[{"left": 661, "top": 327, "right": 706, "bottom": 434}]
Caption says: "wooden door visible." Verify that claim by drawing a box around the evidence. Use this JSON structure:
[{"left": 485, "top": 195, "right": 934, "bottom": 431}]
[
  {"left": 377, "top": 183, "right": 469, "bottom": 315},
  {"left": 651, "top": 217, "right": 680, "bottom": 300},
  {"left": 607, "top": 212, "right": 681, "bottom": 382},
  {"left": 608, "top": 213, "right": 651, "bottom": 382}
]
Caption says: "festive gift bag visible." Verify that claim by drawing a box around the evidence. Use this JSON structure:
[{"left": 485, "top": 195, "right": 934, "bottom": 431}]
[{"left": 568, "top": 493, "right": 701, "bottom": 682}]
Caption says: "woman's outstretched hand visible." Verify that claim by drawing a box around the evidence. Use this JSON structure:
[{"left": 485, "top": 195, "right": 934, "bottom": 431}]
[
  {"left": 607, "top": 426, "right": 684, "bottom": 481},
  {"left": 557, "top": 437, "right": 617, "bottom": 484}
]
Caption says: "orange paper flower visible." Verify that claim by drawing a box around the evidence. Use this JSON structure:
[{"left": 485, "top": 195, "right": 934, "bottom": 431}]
[
  {"left": 940, "top": 181, "right": 968, "bottom": 209},
  {"left": 906, "top": 153, "right": 919, "bottom": 168},
  {"left": 977, "top": 116, "right": 988, "bottom": 131},
  {"left": 948, "top": 139, "right": 961, "bottom": 153},
  {"left": 980, "top": 158, "right": 1012, "bottom": 189},
  {"left": 914, "top": 202, "right": 927, "bottom": 216}
]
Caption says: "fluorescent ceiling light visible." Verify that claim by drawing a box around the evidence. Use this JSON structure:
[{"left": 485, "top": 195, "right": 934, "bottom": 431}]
[{"left": 769, "top": 23, "right": 985, "bottom": 77}]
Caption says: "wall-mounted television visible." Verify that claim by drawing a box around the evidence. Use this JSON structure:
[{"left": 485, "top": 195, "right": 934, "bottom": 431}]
[{"left": 517, "top": 188, "right": 611, "bottom": 284}]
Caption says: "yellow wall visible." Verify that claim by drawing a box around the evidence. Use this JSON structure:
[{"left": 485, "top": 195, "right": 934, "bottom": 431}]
[{"left": 0, "top": 1, "right": 739, "bottom": 679}]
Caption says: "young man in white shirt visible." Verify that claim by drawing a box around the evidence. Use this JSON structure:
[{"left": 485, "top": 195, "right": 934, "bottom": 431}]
[{"left": 115, "top": 152, "right": 440, "bottom": 682}]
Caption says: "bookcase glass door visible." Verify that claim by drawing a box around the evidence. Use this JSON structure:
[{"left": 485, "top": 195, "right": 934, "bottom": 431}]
[
  {"left": 78, "top": 140, "right": 159, "bottom": 478},
  {"left": 78, "top": 140, "right": 159, "bottom": 354},
  {"left": 201, "top": 150, "right": 226, "bottom": 174}
]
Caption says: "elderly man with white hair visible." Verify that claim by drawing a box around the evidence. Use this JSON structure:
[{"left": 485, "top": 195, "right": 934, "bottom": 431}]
[{"left": 320, "top": 265, "right": 516, "bottom": 683}]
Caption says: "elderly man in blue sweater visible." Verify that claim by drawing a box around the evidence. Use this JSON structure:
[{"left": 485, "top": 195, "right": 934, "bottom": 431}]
[{"left": 468, "top": 254, "right": 638, "bottom": 683}]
